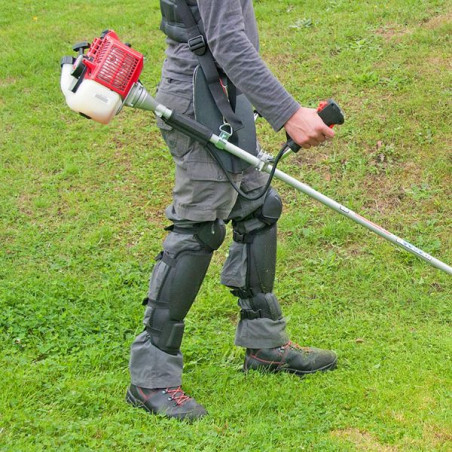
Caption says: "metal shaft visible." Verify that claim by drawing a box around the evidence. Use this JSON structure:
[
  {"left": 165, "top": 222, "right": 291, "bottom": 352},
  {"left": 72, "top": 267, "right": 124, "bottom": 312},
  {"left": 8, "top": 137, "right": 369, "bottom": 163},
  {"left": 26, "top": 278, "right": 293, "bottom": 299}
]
[{"left": 209, "top": 136, "right": 452, "bottom": 276}]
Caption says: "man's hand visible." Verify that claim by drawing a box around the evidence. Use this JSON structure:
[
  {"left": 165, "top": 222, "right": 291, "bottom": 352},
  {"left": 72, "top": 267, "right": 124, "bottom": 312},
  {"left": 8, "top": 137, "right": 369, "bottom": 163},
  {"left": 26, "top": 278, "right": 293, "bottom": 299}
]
[{"left": 284, "top": 107, "right": 335, "bottom": 149}]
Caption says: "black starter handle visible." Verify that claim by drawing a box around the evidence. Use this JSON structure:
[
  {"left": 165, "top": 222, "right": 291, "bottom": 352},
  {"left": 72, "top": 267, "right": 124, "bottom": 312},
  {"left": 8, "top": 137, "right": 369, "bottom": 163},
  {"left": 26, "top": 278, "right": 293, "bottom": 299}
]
[{"left": 285, "top": 99, "right": 345, "bottom": 153}]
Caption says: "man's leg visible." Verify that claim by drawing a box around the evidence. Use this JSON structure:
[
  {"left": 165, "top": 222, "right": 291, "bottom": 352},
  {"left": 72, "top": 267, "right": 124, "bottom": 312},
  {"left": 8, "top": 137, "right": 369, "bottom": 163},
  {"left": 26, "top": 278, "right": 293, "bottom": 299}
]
[
  {"left": 127, "top": 87, "right": 239, "bottom": 419},
  {"left": 222, "top": 185, "right": 337, "bottom": 375},
  {"left": 128, "top": 219, "right": 225, "bottom": 419}
]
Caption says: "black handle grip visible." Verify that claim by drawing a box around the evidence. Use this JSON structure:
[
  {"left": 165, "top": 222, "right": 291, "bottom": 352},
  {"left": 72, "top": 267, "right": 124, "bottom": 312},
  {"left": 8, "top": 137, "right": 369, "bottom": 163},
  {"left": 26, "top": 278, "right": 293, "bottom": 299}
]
[{"left": 285, "top": 99, "right": 344, "bottom": 153}]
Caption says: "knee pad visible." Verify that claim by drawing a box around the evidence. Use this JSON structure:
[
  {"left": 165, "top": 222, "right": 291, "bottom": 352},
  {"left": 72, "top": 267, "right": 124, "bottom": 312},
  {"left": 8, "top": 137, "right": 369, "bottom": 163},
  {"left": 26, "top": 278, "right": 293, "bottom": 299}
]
[
  {"left": 194, "top": 219, "right": 226, "bottom": 251},
  {"left": 258, "top": 187, "right": 283, "bottom": 226}
]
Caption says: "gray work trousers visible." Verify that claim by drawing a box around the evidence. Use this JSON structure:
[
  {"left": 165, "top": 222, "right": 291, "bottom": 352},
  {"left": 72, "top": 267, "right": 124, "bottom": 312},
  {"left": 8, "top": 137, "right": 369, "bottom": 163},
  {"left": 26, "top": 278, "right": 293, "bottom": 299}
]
[{"left": 129, "top": 78, "right": 289, "bottom": 389}]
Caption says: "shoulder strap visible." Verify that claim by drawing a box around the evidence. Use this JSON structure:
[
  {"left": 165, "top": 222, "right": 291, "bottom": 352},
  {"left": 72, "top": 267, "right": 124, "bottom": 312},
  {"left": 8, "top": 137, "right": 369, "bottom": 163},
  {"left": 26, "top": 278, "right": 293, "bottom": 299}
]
[{"left": 174, "top": 0, "right": 243, "bottom": 131}]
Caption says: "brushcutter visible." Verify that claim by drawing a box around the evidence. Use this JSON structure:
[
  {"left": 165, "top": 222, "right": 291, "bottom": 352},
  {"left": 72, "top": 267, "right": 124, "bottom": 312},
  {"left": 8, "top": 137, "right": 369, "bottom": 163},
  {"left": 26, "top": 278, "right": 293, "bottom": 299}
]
[{"left": 60, "top": 30, "right": 451, "bottom": 275}]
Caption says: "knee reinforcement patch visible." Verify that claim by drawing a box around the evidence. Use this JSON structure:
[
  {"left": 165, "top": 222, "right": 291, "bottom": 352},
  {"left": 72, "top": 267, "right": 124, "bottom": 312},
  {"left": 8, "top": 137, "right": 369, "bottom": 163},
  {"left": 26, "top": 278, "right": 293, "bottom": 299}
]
[
  {"left": 194, "top": 219, "right": 226, "bottom": 251},
  {"left": 259, "top": 188, "right": 282, "bottom": 226}
]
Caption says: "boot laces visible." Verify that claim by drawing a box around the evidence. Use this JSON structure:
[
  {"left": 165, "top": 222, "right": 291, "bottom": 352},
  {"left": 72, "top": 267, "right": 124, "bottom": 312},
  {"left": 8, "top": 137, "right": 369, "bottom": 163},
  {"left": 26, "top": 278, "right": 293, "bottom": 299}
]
[
  {"left": 166, "top": 386, "right": 191, "bottom": 406},
  {"left": 283, "top": 341, "right": 311, "bottom": 353}
]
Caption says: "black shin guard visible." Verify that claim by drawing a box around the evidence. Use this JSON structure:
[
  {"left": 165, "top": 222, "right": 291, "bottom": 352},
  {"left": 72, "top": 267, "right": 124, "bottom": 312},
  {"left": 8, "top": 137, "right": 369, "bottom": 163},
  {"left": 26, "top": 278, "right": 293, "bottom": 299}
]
[
  {"left": 145, "top": 220, "right": 225, "bottom": 355},
  {"left": 233, "top": 224, "right": 282, "bottom": 321},
  {"left": 246, "top": 222, "right": 277, "bottom": 294},
  {"left": 222, "top": 188, "right": 284, "bottom": 322},
  {"left": 146, "top": 248, "right": 213, "bottom": 354}
]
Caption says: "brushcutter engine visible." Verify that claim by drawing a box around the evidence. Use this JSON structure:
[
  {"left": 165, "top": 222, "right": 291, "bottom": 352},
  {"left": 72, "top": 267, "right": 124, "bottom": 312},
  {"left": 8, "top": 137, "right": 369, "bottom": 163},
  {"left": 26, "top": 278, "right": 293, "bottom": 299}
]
[{"left": 60, "top": 30, "right": 145, "bottom": 124}]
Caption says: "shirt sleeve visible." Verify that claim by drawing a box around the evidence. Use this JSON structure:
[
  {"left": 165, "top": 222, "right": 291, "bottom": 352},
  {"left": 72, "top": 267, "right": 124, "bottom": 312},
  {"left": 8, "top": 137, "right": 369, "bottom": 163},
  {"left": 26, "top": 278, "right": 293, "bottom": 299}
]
[{"left": 197, "top": 0, "right": 300, "bottom": 131}]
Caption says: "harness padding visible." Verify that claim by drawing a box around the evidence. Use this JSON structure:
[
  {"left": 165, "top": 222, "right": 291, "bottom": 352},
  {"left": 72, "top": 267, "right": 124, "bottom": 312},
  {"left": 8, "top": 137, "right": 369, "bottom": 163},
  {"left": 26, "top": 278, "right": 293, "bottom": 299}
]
[{"left": 193, "top": 65, "right": 258, "bottom": 173}]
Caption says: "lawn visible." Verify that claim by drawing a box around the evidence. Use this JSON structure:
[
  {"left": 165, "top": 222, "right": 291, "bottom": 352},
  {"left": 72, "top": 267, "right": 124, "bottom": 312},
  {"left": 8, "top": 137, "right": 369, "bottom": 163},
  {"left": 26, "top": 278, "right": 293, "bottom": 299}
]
[{"left": 0, "top": 0, "right": 451, "bottom": 450}]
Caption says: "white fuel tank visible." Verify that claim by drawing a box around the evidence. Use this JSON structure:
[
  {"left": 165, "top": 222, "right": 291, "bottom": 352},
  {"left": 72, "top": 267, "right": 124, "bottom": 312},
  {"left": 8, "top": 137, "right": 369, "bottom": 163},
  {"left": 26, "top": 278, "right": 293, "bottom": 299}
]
[{"left": 60, "top": 64, "right": 123, "bottom": 124}]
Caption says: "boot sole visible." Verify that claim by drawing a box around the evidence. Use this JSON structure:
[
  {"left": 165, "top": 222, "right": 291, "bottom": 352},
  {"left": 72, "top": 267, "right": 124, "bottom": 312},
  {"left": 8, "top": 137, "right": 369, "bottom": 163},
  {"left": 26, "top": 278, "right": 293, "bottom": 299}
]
[
  {"left": 244, "top": 356, "right": 338, "bottom": 375},
  {"left": 125, "top": 388, "right": 156, "bottom": 414}
]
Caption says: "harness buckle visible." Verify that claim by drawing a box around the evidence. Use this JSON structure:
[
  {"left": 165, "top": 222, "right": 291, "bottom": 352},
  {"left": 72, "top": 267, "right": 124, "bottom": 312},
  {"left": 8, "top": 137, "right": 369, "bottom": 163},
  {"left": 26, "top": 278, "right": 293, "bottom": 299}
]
[
  {"left": 232, "top": 230, "right": 245, "bottom": 242},
  {"left": 240, "top": 309, "right": 262, "bottom": 320},
  {"left": 216, "top": 122, "right": 233, "bottom": 150},
  {"left": 188, "top": 35, "right": 207, "bottom": 56},
  {"left": 233, "top": 230, "right": 255, "bottom": 244}
]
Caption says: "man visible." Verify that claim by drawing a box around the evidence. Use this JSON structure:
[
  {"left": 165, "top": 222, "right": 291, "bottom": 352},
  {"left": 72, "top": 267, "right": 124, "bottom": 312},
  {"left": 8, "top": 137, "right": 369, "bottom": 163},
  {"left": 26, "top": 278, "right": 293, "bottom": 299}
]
[{"left": 127, "top": 0, "right": 337, "bottom": 421}]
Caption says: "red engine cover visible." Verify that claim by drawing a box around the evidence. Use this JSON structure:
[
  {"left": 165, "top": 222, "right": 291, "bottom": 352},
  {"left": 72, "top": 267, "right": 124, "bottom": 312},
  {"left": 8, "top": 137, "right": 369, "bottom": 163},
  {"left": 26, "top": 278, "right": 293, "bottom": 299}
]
[{"left": 83, "top": 31, "right": 144, "bottom": 98}]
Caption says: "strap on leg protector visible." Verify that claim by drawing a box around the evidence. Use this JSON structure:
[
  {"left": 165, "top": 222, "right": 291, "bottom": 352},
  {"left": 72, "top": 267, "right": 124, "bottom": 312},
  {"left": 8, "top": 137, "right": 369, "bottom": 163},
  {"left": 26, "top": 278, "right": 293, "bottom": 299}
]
[{"left": 239, "top": 293, "right": 283, "bottom": 321}]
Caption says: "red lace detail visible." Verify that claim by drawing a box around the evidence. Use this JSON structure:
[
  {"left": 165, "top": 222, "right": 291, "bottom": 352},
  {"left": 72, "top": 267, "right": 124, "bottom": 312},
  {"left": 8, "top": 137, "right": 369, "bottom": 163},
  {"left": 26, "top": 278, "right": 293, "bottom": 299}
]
[
  {"left": 284, "top": 341, "right": 311, "bottom": 352},
  {"left": 166, "top": 387, "right": 191, "bottom": 406}
]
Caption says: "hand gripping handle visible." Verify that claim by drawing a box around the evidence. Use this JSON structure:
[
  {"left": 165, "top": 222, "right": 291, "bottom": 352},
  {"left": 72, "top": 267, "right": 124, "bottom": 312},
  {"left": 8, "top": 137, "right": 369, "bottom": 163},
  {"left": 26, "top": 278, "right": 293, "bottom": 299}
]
[{"left": 285, "top": 99, "right": 345, "bottom": 152}]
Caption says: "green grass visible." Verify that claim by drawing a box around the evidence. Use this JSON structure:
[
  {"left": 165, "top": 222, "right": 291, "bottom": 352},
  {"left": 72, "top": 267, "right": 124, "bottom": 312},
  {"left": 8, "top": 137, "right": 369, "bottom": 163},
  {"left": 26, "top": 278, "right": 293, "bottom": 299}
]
[{"left": 1, "top": 0, "right": 451, "bottom": 450}]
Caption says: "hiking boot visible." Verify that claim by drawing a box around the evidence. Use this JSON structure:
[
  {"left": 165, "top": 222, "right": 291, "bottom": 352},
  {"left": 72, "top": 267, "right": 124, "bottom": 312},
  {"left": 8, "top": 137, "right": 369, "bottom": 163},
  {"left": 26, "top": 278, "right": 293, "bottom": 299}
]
[
  {"left": 126, "top": 384, "right": 207, "bottom": 421},
  {"left": 244, "top": 341, "right": 337, "bottom": 375}
]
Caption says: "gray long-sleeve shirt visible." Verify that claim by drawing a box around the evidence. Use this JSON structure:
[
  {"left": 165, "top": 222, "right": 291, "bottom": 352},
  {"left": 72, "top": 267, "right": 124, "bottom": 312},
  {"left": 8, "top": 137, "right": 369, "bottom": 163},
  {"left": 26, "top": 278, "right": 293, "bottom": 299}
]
[{"left": 161, "top": 0, "right": 300, "bottom": 131}]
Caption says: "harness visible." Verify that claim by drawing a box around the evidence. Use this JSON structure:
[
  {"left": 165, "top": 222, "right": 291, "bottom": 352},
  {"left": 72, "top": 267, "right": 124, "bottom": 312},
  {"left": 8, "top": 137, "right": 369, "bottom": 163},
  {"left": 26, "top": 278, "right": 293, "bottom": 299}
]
[
  {"left": 159, "top": 0, "right": 258, "bottom": 173},
  {"left": 160, "top": 0, "right": 201, "bottom": 43}
]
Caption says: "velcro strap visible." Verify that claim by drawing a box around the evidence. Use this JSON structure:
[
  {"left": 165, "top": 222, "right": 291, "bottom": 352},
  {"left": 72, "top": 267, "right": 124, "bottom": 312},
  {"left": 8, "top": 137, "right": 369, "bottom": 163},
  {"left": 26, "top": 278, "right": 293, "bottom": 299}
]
[
  {"left": 146, "top": 298, "right": 169, "bottom": 308},
  {"left": 171, "top": 225, "right": 196, "bottom": 235},
  {"left": 161, "top": 252, "right": 176, "bottom": 267},
  {"left": 154, "top": 250, "right": 176, "bottom": 267},
  {"left": 240, "top": 309, "right": 262, "bottom": 320},
  {"left": 231, "top": 288, "right": 255, "bottom": 299}
]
